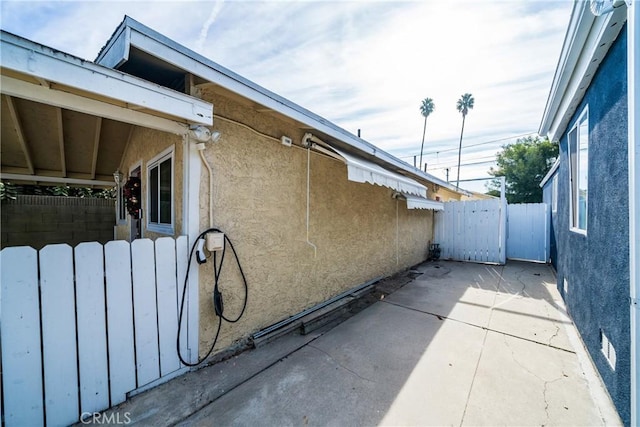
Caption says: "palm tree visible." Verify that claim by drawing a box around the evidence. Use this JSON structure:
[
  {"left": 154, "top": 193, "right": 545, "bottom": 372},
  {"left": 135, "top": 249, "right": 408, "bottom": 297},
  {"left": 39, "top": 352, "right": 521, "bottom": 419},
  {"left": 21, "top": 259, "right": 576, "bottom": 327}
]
[
  {"left": 419, "top": 98, "right": 435, "bottom": 170},
  {"left": 455, "top": 93, "right": 474, "bottom": 188}
]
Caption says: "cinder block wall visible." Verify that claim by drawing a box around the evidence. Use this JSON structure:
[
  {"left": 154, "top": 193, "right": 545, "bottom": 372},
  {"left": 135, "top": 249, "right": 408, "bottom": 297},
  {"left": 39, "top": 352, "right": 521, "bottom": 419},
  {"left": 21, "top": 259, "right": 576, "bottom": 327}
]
[{"left": 1, "top": 195, "right": 115, "bottom": 250}]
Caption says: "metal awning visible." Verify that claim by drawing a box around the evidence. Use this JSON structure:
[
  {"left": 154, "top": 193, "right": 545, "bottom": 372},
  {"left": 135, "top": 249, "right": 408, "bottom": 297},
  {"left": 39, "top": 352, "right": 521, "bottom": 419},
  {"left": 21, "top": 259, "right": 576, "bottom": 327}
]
[
  {"left": 312, "top": 141, "right": 427, "bottom": 197},
  {"left": 404, "top": 194, "right": 444, "bottom": 210}
]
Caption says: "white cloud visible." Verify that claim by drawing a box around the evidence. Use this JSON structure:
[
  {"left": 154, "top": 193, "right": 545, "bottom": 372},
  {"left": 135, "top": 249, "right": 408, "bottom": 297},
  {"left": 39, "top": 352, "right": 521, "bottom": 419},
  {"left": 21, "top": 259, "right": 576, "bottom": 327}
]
[{"left": 0, "top": 0, "right": 573, "bottom": 192}]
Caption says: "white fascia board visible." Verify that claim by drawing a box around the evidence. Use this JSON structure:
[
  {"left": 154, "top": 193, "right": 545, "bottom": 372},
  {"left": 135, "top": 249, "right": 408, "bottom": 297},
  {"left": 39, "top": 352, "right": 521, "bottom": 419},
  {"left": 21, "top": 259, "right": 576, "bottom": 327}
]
[
  {"left": 539, "top": 158, "right": 561, "bottom": 188},
  {"left": 540, "top": 3, "right": 626, "bottom": 142},
  {"left": 0, "top": 30, "right": 212, "bottom": 126},
  {"left": 99, "top": 18, "right": 465, "bottom": 197},
  {"left": 1, "top": 75, "right": 187, "bottom": 135},
  {"left": 540, "top": 2, "right": 591, "bottom": 139}
]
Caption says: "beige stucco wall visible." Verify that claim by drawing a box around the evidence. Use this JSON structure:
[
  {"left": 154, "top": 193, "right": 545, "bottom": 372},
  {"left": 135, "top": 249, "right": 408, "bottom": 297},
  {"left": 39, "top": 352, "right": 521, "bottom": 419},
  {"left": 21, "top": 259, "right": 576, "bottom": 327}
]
[
  {"left": 114, "top": 127, "right": 184, "bottom": 241},
  {"left": 196, "top": 89, "right": 435, "bottom": 356},
  {"left": 432, "top": 185, "right": 463, "bottom": 202}
]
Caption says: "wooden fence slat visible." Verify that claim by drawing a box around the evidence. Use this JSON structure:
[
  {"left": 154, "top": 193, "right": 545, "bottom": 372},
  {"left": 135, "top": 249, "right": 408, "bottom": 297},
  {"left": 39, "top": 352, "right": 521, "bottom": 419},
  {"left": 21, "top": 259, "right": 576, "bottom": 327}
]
[
  {"left": 40, "top": 244, "right": 79, "bottom": 426},
  {"left": 0, "top": 247, "right": 44, "bottom": 427},
  {"left": 1, "top": 236, "right": 194, "bottom": 425},
  {"left": 75, "top": 242, "right": 110, "bottom": 414},
  {"left": 176, "top": 236, "right": 189, "bottom": 366},
  {"left": 105, "top": 241, "right": 136, "bottom": 406},
  {"left": 155, "top": 237, "right": 181, "bottom": 375},
  {"left": 131, "top": 239, "right": 160, "bottom": 387}
]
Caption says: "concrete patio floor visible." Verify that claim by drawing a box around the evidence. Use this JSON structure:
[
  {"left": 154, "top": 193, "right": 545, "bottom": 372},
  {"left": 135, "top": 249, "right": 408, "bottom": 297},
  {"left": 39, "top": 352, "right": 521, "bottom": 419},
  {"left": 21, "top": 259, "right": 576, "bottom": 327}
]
[{"left": 102, "top": 261, "right": 622, "bottom": 426}]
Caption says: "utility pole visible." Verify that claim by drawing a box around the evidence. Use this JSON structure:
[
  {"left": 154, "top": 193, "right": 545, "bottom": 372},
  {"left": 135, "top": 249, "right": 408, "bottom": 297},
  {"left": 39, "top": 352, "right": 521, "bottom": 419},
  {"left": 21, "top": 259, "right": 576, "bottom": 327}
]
[{"left": 446, "top": 168, "right": 450, "bottom": 182}]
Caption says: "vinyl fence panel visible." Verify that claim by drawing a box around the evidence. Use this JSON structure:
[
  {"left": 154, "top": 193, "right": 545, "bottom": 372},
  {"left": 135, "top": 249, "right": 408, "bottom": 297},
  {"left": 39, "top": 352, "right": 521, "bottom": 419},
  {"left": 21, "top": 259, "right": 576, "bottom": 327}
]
[{"left": 507, "top": 203, "right": 550, "bottom": 262}]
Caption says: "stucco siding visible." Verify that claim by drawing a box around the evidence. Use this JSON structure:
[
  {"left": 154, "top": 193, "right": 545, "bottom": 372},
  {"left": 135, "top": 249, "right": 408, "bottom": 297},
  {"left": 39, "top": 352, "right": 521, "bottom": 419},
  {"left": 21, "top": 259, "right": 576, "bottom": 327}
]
[
  {"left": 552, "top": 27, "right": 630, "bottom": 425},
  {"left": 197, "top": 89, "right": 433, "bottom": 354}
]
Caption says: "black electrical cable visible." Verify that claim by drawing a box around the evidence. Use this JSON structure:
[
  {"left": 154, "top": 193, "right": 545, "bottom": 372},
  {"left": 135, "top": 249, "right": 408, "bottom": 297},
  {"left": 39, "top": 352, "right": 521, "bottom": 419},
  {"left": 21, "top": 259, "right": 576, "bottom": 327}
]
[{"left": 176, "top": 228, "right": 248, "bottom": 367}]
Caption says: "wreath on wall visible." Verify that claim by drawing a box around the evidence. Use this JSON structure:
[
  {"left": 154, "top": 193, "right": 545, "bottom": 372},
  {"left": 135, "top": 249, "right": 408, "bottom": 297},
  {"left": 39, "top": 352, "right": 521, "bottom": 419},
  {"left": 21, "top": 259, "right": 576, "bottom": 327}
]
[{"left": 123, "top": 177, "right": 141, "bottom": 219}]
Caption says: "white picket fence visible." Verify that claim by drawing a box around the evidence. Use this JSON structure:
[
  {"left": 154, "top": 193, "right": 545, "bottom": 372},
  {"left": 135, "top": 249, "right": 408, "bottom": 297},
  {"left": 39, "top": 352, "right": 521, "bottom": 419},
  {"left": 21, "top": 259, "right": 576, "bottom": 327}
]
[
  {"left": 506, "top": 203, "right": 550, "bottom": 263},
  {"left": 0, "top": 237, "right": 196, "bottom": 426},
  {"left": 434, "top": 199, "right": 507, "bottom": 264}
]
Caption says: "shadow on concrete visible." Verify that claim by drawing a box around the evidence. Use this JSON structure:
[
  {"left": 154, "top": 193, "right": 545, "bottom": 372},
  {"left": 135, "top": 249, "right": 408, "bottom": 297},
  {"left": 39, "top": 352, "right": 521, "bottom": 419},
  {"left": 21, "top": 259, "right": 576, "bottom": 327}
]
[{"left": 100, "top": 261, "right": 618, "bottom": 426}]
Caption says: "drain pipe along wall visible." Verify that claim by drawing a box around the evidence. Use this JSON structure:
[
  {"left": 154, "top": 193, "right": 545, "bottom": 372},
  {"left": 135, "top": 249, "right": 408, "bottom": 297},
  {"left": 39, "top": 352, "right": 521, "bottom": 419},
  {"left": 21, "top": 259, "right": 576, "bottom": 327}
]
[{"left": 628, "top": 1, "right": 639, "bottom": 424}]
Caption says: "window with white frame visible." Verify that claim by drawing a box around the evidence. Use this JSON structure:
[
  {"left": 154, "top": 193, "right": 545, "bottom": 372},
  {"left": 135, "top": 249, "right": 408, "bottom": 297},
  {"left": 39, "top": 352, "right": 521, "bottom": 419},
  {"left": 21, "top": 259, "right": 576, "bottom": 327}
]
[
  {"left": 568, "top": 108, "right": 588, "bottom": 232},
  {"left": 147, "top": 148, "right": 174, "bottom": 234}
]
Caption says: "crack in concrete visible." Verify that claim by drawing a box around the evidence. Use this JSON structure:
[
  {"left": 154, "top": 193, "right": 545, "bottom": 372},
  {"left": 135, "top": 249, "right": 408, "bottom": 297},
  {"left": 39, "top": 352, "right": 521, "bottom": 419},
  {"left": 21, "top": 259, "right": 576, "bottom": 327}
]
[
  {"left": 503, "top": 333, "right": 567, "bottom": 426},
  {"left": 548, "top": 323, "right": 561, "bottom": 347},
  {"left": 544, "top": 303, "right": 561, "bottom": 347},
  {"left": 512, "top": 268, "right": 529, "bottom": 297},
  {"left": 307, "top": 344, "right": 375, "bottom": 383},
  {"left": 542, "top": 374, "right": 566, "bottom": 426},
  {"left": 502, "top": 333, "right": 543, "bottom": 380}
]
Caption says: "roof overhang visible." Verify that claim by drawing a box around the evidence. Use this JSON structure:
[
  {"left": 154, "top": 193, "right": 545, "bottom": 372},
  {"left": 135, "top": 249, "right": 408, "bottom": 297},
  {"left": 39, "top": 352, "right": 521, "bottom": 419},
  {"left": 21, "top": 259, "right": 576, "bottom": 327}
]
[
  {"left": 95, "top": 16, "right": 466, "bottom": 197},
  {"left": 0, "top": 30, "right": 213, "bottom": 187},
  {"left": 539, "top": 1, "right": 627, "bottom": 142},
  {"left": 1, "top": 30, "right": 212, "bottom": 128}
]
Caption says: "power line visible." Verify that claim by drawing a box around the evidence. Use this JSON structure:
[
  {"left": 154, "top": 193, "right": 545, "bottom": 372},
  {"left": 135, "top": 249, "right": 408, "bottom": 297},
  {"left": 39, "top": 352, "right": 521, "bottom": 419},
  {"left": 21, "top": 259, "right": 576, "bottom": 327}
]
[
  {"left": 397, "top": 131, "right": 536, "bottom": 160},
  {"left": 428, "top": 159, "right": 496, "bottom": 171},
  {"left": 425, "top": 154, "right": 498, "bottom": 168}
]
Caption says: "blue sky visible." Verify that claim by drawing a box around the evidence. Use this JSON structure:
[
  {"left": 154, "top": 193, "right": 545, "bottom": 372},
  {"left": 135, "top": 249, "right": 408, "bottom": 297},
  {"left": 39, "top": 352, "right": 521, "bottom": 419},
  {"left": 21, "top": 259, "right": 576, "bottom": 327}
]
[{"left": 0, "top": 0, "right": 573, "bottom": 192}]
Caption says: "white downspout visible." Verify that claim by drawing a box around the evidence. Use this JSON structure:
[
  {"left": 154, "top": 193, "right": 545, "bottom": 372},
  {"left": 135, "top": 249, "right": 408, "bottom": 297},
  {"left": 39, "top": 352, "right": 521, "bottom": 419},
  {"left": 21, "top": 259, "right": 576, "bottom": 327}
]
[
  {"left": 184, "top": 134, "right": 201, "bottom": 364},
  {"left": 627, "top": 1, "right": 639, "bottom": 424},
  {"left": 198, "top": 148, "right": 214, "bottom": 229}
]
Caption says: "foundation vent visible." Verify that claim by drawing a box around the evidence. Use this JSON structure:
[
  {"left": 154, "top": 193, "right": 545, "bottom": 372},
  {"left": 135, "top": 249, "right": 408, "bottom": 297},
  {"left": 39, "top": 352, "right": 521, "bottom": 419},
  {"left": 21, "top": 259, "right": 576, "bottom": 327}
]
[{"left": 600, "top": 329, "right": 617, "bottom": 370}]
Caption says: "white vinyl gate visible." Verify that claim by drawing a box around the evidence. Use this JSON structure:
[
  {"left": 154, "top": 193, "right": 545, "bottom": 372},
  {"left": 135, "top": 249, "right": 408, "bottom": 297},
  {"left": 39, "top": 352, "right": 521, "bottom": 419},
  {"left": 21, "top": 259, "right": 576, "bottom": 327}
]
[
  {"left": 434, "top": 200, "right": 550, "bottom": 265},
  {"left": 434, "top": 199, "right": 507, "bottom": 264},
  {"left": 0, "top": 237, "right": 197, "bottom": 426},
  {"left": 506, "top": 203, "right": 550, "bottom": 263}
]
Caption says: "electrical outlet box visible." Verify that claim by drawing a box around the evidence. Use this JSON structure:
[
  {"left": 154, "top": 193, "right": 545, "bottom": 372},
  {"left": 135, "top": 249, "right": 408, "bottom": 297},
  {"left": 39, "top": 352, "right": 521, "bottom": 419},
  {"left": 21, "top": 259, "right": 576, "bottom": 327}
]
[
  {"left": 206, "top": 232, "right": 224, "bottom": 252},
  {"left": 281, "top": 136, "right": 292, "bottom": 147}
]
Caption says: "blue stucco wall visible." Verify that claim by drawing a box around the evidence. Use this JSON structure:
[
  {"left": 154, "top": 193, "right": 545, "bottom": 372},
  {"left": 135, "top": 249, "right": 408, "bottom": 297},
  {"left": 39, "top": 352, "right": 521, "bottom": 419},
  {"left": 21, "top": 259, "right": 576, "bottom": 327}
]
[
  {"left": 549, "top": 26, "right": 629, "bottom": 425},
  {"left": 542, "top": 178, "right": 558, "bottom": 268}
]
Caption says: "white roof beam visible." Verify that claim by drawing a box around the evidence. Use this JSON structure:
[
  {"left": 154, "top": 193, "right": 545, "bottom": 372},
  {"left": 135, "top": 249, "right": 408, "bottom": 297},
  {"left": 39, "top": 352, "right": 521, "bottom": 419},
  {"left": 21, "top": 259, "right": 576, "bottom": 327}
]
[
  {"left": 4, "top": 94, "right": 34, "bottom": 175},
  {"left": 91, "top": 117, "right": 102, "bottom": 180},
  {"left": 56, "top": 107, "right": 66, "bottom": 177}
]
